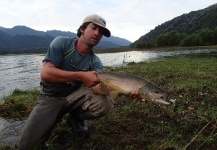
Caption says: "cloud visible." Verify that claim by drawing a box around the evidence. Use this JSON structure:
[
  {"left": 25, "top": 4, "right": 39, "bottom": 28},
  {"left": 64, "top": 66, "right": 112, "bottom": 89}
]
[{"left": 0, "top": 0, "right": 216, "bottom": 42}]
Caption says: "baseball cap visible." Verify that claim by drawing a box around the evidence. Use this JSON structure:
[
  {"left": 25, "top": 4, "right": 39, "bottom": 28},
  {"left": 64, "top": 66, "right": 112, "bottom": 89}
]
[{"left": 83, "top": 14, "right": 111, "bottom": 37}]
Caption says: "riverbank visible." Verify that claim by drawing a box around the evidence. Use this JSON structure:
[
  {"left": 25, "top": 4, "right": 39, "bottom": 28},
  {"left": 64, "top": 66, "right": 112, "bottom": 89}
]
[
  {"left": 1, "top": 45, "right": 217, "bottom": 56},
  {"left": 0, "top": 52, "right": 217, "bottom": 149},
  {"left": 94, "top": 45, "right": 217, "bottom": 53}
]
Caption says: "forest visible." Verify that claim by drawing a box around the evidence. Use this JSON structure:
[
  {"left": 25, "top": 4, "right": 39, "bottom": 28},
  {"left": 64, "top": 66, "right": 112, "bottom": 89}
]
[
  {"left": 132, "top": 4, "right": 217, "bottom": 48},
  {"left": 135, "top": 27, "right": 217, "bottom": 48}
]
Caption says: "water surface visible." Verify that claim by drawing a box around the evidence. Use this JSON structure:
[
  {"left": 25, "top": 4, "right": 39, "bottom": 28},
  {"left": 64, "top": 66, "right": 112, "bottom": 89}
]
[{"left": 0, "top": 49, "right": 216, "bottom": 100}]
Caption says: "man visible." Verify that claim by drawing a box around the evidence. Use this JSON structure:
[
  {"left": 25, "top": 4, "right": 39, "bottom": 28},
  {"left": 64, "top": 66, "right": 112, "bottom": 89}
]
[{"left": 16, "top": 14, "right": 140, "bottom": 150}]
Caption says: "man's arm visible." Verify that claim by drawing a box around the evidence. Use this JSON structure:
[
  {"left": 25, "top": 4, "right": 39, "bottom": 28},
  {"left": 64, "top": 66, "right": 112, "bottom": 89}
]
[{"left": 40, "top": 62, "right": 100, "bottom": 87}]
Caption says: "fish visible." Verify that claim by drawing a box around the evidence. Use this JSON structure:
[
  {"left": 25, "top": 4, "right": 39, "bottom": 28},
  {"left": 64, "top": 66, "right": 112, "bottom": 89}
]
[{"left": 97, "top": 72, "right": 170, "bottom": 106}]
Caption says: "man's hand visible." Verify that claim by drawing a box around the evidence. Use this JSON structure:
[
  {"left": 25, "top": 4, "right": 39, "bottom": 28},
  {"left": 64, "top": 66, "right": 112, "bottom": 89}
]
[
  {"left": 130, "top": 91, "right": 148, "bottom": 103},
  {"left": 81, "top": 71, "right": 100, "bottom": 87}
]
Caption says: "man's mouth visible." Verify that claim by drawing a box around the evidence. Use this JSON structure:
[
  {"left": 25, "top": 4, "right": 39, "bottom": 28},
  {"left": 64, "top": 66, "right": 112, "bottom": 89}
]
[{"left": 92, "top": 38, "right": 98, "bottom": 42}]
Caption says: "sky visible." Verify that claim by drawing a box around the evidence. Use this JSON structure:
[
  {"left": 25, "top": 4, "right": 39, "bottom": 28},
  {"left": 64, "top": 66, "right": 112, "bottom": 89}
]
[{"left": 0, "top": 0, "right": 216, "bottom": 42}]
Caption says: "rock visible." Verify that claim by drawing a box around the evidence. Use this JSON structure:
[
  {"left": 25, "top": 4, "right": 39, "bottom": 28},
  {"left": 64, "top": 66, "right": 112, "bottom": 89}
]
[{"left": 0, "top": 117, "right": 26, "bottom": 147}]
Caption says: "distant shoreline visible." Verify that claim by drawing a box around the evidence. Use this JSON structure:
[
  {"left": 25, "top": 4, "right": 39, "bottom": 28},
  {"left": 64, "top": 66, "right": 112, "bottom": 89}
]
[
  {"left": 94, "top": 45, "right": 217, "bottom": 53},
  {"left": 0, "top": 45, "right": 217, "bottom": 56}
]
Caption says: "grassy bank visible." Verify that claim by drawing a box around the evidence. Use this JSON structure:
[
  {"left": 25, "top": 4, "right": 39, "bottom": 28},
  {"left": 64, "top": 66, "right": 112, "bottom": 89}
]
[{"left": 0, "top": 52, "right": 217, "bottom": 149}]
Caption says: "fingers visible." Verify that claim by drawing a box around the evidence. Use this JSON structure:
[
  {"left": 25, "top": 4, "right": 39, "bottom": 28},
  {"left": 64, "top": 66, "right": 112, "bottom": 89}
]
[
  {"left": 130, "top": 91, "right": 149, "bottom": 103},
  {"left": 83, "top": 71, "right": 100, "bottom": 87},
  {"left": 130, "top": 91, "right": 139, "bottom": 99},
  {"left": 140, "top": 99, "right": 150, "bottom": 104}
]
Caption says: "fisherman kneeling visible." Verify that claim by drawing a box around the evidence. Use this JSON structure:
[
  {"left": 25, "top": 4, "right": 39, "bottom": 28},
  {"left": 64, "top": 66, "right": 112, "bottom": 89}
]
[{"left": 15, "top": 14, "right": 144, "bottom": 150}]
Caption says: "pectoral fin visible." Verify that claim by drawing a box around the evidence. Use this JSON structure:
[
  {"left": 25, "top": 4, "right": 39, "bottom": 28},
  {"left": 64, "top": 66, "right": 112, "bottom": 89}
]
[
  {"left": 109, "top": 91, "right": 119, "bottom": 100},
  {"left": 99, "top": 82, "right": 107, "bottom": 92}
]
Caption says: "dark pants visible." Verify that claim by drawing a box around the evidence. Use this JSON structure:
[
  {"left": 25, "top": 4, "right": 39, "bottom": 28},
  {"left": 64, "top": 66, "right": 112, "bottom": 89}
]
[{"left": 16, "top": 86, "right": 113, "bottom": 150}]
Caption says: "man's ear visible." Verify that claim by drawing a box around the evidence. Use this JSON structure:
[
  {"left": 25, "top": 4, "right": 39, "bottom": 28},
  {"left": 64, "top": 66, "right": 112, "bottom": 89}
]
[{"left": 80, "top": 28, "right": 84, "bottom": 34}]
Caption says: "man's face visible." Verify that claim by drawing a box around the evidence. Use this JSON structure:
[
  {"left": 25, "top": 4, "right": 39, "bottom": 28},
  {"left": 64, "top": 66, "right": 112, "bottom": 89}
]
[{"left": 81, "top": 23, "right": 103, "bottom": 47}]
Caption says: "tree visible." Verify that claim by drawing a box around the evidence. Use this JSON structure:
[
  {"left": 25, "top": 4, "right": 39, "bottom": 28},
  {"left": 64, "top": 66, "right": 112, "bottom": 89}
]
[
  {"left": 156, "top": 31, "right": 186, "bottom": 46},
  {"left": 181, "top": 34, "right": 204, "bottom": 46}
]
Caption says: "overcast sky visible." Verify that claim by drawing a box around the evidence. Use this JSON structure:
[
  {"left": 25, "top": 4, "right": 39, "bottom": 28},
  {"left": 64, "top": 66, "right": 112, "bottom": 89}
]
[{"left": 1, "top": 0, "right": 216, "bottom": 42}]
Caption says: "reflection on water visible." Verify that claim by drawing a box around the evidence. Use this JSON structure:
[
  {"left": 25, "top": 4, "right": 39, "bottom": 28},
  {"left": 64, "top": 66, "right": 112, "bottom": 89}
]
[
  {"left": 0, "top": 49, "right": 216, "bottom": 100},
  {"left": 122, "top": 51, "right": 157, "bottom": 63},
  {"left": 98, "top": 51, "right": 158, "bottom": 67},
  {"left": 98, "top": 49, "right": 217, "bottom": 67}
]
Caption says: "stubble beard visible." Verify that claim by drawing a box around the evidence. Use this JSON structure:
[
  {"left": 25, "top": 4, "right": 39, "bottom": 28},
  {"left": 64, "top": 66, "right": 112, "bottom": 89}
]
[{"left": 82, "top": 32, "right": 99, "bottom": 48}]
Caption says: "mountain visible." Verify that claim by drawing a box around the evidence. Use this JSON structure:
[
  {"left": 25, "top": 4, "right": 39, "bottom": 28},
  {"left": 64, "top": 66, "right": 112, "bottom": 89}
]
[
  {"left": 131, "top": 3, "right": 217, "bottom": 47},
  {"left": 10, "top": 35, "right": 54, "bottom": 48},
  {"left": 0, "top": 26, "right": 44, "bottom": 36},
  {"left": 95, "top": 41, "right": 121, "bottom": 49},
  {"left": 102, "top": 36, "right": 132, "bottom": 47},
  {"left": 0, "top": 26, "right": 131, "bottom": 50},
  {"left": 45, "top": 30, "right": 77, "bottom": 38},
  {"left": 0, "top": 30, "right": 11, "bottom": 47}
]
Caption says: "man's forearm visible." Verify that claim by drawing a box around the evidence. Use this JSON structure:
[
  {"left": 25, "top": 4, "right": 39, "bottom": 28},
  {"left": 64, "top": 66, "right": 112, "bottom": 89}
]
[{"left": 40, "top": 62, "right": 83, "bottom": 83}]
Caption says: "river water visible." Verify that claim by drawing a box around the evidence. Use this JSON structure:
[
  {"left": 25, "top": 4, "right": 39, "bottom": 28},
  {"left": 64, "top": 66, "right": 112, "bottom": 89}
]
[
  {"left": 0, "top": 49, "right": 217, "bottom": 146},
  {"left": 0, "top": 49, "right": 217, "bottom": 100}
]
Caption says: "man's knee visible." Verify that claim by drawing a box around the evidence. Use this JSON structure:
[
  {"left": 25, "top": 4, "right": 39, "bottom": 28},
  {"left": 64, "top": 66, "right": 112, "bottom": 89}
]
[
  {"left": 82, "top": 95, "right": 113, "bottom": 119},
  {"left": 97, "top": 97, "right": 113, "bottom": 116}
]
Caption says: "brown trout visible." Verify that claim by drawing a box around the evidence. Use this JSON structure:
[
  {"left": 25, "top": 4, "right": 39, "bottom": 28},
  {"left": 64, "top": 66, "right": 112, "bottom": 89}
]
[{"left": 97, "top": 72, "right": 169, "bottom": 106}]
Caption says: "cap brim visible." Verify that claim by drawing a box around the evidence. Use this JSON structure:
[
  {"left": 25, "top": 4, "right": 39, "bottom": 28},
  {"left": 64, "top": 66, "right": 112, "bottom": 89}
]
[
  {"left": 102, "top": 28, "right": 111, "bottom": 37},
  {"left": 93, "top": 22, "right": 111, "bottom": 37}
]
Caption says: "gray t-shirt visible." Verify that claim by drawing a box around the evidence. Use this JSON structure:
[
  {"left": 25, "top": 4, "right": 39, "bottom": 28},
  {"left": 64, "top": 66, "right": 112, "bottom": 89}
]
[
  {"left": 43, "top": 36, "right": 103, "bottom": 72},
  {"left": 41, "top": 36, "right": 103, "bottom": 97}
]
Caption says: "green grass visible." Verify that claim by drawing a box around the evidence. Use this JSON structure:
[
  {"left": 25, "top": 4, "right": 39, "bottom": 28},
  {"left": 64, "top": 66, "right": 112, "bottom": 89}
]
[
  {"left": 0, "top": 89, "right": 39, "bottom": 119},
  {"left": 0, "top": 52, "right": 217, "bottom": 149}
]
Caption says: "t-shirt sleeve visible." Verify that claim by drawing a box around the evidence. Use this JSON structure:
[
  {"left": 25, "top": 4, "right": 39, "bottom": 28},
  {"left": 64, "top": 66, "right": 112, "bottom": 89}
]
[
  {"left": 43, "top": 36, "right": 65, "bottom": 67},
  {"left": 92, "top": 55, "right": 104, "bottom": 72}
]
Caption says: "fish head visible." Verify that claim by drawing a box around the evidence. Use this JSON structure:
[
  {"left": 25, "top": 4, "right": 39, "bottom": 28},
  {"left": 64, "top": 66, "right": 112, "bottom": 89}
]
[{"left": 139, "top": 87, "right": 169, "bottom": 106}]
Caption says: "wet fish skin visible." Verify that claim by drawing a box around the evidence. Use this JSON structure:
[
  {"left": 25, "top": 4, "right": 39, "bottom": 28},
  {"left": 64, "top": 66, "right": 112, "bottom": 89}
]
[{"left": 97, "top": 72, "right": 169, "bottom": 106}]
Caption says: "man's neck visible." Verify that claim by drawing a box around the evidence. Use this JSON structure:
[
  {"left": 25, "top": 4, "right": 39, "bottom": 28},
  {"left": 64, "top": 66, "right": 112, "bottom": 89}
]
[{"left": 76, "top": 39, "right": 92, "bottom": 56}]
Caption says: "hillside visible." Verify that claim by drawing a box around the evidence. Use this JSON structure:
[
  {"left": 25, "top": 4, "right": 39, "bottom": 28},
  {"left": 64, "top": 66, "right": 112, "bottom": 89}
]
[
  {"left": 0, "top": 26, "right": 131, "bottom": 54},
  {"left": 131, "top": 3, "right": 217, "bottom": 47}
]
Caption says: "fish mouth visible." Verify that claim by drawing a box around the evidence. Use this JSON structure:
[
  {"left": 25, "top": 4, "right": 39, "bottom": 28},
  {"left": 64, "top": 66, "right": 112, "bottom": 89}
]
[
  {"left": 138, "top": 88, "right": 169, "bottom": 106},
  {"left": 150, "top": 97, "right": 170, "bottom": 106}
]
